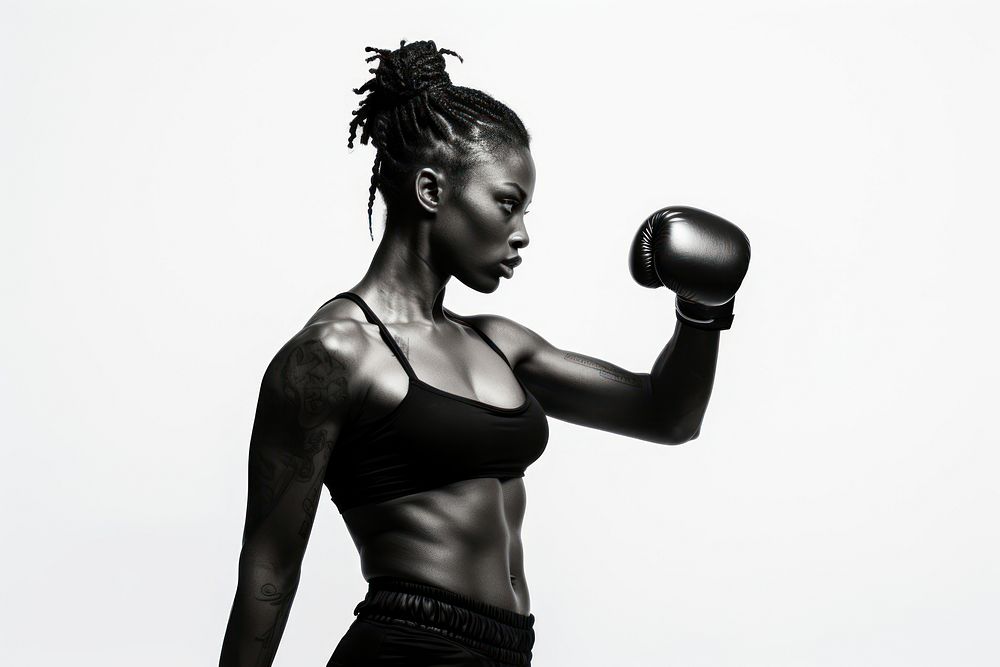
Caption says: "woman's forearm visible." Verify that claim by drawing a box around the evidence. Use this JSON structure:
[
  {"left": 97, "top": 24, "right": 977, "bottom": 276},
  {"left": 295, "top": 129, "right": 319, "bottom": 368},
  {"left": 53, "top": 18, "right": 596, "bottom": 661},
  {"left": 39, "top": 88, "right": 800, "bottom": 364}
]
[
  {"left": 648, "top": 320, "right": 721, "bottom": 442},
  {"left": 219, "top": 560, "right": 302, "bottom": 667}
]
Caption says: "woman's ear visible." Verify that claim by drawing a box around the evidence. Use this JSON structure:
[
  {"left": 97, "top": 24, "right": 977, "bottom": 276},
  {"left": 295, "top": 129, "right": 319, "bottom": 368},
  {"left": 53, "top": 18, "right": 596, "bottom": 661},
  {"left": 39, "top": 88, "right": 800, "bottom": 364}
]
[{"left": 414, "top": 167, "right": 444, "bottom": 214}]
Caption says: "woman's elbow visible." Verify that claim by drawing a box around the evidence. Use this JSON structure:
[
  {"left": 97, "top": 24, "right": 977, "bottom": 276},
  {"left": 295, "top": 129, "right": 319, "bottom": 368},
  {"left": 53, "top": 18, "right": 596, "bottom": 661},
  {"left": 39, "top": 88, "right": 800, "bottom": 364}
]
[{"left": 655, "top": 420, "right": 701, "bottom": 445}]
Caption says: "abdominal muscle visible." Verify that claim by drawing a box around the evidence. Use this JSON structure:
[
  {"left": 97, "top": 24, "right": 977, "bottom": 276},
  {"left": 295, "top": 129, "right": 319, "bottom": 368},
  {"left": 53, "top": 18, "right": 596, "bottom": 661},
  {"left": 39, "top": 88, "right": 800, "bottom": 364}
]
[{"left": 341, "top": 476, "right": 531, "bottom": 615}]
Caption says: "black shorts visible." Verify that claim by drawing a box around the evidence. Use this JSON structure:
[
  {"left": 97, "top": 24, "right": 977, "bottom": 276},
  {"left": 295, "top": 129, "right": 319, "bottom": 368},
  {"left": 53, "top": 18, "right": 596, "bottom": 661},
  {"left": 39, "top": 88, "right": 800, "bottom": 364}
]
[{"left": 327, "top": 576, "right": 536, "bottom": 667}]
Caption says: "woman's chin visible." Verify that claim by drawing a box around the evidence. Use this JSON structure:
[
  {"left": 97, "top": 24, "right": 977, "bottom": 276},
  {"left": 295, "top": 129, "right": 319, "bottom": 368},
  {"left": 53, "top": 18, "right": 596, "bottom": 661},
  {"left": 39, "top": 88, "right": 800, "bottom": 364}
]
[
  {"left": 475, "top": 279, "right": 502, "bottom": 294},
  {"left": 459, "top": 272, "right": 503, "bottom": 294}
]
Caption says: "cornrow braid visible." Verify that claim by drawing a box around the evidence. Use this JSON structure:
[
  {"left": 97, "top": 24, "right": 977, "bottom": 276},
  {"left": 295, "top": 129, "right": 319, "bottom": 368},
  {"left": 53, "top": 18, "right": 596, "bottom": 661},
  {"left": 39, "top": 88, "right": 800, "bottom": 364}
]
[{"left": 348, "top": 39, "right": 531, "bottom": 240}]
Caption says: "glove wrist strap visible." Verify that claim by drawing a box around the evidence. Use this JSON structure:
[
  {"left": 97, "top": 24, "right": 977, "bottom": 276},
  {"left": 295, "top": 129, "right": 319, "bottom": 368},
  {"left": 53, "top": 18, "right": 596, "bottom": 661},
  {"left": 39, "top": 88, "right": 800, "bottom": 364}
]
[{"left": 675, "top": 296, "right": 736, "bottom": 331}]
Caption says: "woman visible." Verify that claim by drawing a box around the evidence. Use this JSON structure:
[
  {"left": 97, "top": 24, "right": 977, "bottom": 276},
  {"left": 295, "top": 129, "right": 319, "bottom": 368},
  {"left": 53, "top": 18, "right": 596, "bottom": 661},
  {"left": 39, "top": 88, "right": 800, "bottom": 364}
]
[{"left": 219, "top": 39, "right": 750, "bottom": 667}]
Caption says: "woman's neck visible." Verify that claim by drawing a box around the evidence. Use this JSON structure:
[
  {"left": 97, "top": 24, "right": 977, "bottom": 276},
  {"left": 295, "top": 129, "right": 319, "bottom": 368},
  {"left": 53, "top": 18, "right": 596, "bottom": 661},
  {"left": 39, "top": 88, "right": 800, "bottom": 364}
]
[{"left": 352, "top": 230, "right": 451, "bottom": 325}]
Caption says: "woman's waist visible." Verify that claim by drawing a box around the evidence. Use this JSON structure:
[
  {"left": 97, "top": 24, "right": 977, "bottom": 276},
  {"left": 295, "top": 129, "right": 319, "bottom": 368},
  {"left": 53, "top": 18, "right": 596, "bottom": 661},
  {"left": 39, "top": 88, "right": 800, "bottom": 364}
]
[
  {"left": 358, "top": 549, "right": 530, "bottom": 615},
  {"left": 352, "top": 575, "right": 536, "bottom": 664}
]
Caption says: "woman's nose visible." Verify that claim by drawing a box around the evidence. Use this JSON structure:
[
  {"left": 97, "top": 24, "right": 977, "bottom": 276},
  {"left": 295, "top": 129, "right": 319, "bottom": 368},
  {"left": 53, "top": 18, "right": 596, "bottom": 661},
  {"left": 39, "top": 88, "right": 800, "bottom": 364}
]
[{"left": 510, "top": 220, "right": 529, "bottom": 249}]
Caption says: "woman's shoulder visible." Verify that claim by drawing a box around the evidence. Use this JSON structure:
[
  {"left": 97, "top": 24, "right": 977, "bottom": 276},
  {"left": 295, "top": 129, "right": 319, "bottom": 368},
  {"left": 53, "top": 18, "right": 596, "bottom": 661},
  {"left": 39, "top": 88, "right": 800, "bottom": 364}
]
[
  {"left": 446, "top": 310, "right": 541, "bottom": 368},
  {"left": 285, "top": 297, "right": 370, "bottom": 357},
  {"left": 258, "top": 299, "right": 376, "bottom": 407}
]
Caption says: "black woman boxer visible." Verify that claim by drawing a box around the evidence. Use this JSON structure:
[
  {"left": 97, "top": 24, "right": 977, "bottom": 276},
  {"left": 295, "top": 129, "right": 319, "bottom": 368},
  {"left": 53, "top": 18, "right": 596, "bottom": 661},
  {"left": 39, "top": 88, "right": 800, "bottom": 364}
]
[{"left": 219, "top": 39, "right": 751, "bottom": 667}]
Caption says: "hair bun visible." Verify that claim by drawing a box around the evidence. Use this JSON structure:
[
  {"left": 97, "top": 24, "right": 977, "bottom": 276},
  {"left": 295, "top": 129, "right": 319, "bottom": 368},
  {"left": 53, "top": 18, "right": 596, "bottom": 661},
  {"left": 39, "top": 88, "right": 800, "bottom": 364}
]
[{"left": 363, "top": 39, "right": 463, "bottom": 107}]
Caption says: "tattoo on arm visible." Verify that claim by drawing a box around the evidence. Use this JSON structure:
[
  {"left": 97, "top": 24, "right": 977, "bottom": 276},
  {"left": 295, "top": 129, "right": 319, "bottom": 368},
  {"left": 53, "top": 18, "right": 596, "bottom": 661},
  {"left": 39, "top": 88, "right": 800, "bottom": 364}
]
[
  {"left": 250, "top": 564, "right": 300, "bottom": 667},
  {"left": 563, "top": 352, "right": 643, "bottom": 388},
  {"left": 244, "top": 341, "right": 346, "bottom": 537},
  {"left": 281, "top": 339, "right": 349, "bottom": 429},
  {"left": 226, "top": 339, "right": 348, "bottom": 665},
  {"left": 245, "top": 447, "right": 300, "bottom": 539},
  {"left": 297, "top": 428, "right": 335, "bottom": 538}
]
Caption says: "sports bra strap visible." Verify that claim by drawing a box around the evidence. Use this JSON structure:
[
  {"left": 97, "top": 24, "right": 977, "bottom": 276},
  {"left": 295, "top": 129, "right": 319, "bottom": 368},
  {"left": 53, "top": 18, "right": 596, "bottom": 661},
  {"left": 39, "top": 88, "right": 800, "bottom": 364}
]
[
  {"left": 445, "top": 310, "right": 514, "bottom": 369},
  {"left": 326, "top": 292, "right": 418, "bottom": 380},
  {"left": 321, "top": 292, "right": 514, "bottom": 377}
]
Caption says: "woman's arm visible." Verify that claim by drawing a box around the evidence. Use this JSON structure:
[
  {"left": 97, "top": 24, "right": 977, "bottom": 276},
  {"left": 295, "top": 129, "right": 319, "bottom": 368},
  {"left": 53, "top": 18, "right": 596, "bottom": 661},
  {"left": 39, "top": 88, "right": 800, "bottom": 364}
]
[
  {"left": 467, "top": 207, "right": 747, "bottom": 446},
  {"left": 463, "top": 313, "right": 718, "bottom": 445},
  {"left": 646, "top": 319, "right": 720, "bottom": 441},
  {"left": 219, "top": 329, "right": 352, "bottom": 667}
]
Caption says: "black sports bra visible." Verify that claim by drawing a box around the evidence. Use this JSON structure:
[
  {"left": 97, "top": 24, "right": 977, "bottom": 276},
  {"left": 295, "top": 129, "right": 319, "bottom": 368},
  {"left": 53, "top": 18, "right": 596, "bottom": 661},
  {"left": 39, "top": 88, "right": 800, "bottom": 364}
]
[{"left": 321, "top": 292, "right": 549, "bottom": 514}]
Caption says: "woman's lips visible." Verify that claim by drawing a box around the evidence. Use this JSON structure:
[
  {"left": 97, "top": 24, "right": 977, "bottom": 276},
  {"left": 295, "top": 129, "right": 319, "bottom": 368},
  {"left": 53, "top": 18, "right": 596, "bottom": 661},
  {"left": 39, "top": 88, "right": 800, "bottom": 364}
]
[{"left": 499, "top": 256, "right": 521, "bottom": 278}]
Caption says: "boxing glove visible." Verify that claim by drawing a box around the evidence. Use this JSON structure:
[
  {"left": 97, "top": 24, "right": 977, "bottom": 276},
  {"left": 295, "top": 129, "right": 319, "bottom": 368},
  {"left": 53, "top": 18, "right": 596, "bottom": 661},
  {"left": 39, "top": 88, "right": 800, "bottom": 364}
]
[{"left": 629, "top": 206, "right": 751, "bottom": 330}]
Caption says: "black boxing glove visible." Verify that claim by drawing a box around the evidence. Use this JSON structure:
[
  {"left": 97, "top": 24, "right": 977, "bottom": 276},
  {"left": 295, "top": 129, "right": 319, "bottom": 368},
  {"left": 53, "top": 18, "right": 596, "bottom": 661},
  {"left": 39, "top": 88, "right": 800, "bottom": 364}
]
[{"left": 629, "top": 206, "right": 751, "bottom": 331}]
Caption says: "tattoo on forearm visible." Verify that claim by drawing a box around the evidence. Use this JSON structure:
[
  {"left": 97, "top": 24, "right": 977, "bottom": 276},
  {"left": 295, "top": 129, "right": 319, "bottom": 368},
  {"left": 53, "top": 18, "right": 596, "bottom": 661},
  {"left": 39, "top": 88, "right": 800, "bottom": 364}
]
[
  {"left": 251, "top": 568, "right": 300, "bottom": 667},
  {"left": 563, "top": 352, "right": 642, "bottom": 387}
]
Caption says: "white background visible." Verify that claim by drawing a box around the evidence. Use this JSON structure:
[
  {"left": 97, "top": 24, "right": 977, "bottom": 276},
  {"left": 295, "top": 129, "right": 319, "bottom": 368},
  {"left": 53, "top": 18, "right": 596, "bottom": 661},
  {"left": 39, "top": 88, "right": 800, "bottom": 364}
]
[{"left": 2, "top": 1, "right": 998, "bottom": 665}]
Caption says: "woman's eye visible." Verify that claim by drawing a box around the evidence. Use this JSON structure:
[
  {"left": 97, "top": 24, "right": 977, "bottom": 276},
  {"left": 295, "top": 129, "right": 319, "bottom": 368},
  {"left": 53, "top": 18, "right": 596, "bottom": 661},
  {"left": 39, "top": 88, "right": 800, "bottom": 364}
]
[{"left": 501, "top": 199, "right": 526, "bottom": 215}]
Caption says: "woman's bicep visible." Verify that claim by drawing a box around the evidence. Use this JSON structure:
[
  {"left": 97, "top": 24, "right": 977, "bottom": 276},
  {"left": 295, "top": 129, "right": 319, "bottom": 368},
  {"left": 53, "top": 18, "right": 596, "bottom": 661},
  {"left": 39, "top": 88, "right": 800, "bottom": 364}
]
[
  {"left": 469, "top": 313, "right": 662, "bottom": 442},
  {"left": 239, "top": 329, "right": 353, "bottom": 567},
  {"left": 240, "top": 419, "right": 338, "bottom": 565},
  {"left": 220, "top": 330, "right": 354, "bottom": 665}
]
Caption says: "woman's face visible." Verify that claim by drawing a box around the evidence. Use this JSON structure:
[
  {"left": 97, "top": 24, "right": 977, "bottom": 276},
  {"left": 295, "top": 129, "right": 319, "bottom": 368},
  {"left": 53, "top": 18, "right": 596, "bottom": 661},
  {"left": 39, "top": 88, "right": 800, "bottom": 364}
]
[{"left": 430, "top": 144, "right": 536, "bottom": 293}]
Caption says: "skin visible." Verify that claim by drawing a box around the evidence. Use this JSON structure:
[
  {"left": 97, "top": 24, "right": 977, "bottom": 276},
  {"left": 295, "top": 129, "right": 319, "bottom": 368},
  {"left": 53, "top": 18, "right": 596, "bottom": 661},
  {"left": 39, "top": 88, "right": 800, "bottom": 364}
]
[{"left": 219, "top": 143, "right": 722, "bottom": 666}]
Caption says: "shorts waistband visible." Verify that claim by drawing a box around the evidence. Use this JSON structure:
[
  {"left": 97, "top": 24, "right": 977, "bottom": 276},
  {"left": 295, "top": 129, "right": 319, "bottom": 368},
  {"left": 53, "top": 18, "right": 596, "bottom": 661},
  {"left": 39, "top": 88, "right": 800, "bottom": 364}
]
[{"left": 353, "top": 576, "right": 535, "bottom": 665}]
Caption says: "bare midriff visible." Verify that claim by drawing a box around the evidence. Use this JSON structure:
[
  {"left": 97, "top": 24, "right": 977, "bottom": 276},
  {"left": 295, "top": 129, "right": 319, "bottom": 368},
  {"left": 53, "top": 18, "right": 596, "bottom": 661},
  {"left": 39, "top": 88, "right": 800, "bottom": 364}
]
[{"left": 341, "top": 476, "right": 531, "bottom": 615}]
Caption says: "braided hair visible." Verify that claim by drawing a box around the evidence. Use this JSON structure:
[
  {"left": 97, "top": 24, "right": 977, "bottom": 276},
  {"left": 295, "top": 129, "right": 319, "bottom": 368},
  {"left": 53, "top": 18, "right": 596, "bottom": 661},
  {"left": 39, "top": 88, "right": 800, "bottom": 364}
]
[{"left": 348, "top": 39, "right": 531, "bottom": 240}]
